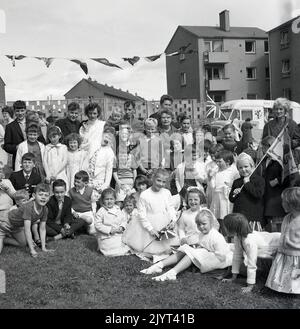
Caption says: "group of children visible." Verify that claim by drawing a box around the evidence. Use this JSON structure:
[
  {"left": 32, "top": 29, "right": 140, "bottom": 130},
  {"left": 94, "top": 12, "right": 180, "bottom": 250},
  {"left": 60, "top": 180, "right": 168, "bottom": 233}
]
[{"left": 0, "top": 96, "right": 299, "bottom": 296}]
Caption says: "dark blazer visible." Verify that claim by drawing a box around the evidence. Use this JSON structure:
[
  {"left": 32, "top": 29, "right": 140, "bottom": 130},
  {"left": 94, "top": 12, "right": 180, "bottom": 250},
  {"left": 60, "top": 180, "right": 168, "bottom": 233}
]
[
  {"left": 229, "top": 174, "right": 265, "bottom": 223},
  {"left": 46, "top": 195, "right": 73, "bottom": 225},
  {"left": 55, "top": 117, "right": 81, "bottom": 142},
  {"left": 9, "top": 169, "right": 41, "bottom": 197}
]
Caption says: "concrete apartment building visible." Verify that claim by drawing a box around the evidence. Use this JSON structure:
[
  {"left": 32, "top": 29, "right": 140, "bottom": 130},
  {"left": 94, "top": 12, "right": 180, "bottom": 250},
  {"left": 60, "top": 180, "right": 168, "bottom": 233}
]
[
  {"left": 165, "top": 10, "right": 270, "bottom": 104},
  {"left": 269, "top": 16, "right": 300, "bottom": 103}
]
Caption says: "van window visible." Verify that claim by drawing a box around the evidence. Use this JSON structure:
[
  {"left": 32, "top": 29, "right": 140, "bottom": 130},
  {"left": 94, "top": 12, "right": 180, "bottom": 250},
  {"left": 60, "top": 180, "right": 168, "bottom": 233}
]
[{"left": 241, "top": 110, "right": 253, "bottom": 121}]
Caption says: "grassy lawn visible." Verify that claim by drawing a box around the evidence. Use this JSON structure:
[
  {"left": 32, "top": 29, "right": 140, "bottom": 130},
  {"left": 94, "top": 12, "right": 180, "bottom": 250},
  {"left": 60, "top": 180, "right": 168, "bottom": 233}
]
[{"left": 0, "top": 234, "right": 299, "bottom": 309}]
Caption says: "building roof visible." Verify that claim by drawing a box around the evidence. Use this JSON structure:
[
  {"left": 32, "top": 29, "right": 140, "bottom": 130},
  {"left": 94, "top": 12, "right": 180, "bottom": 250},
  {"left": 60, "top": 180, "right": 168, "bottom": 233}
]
[
  {"left": 268, "top": 15, "right": 300, "bottom": 33},
  {"left": 0, "top": 76, "right": 5, "bottom": 86},
  {"left": 64, "top": 78, "right": 144, "bottom": 101},
  {"left": 181, "top": 25, "right": 267, "bottom": 39}
]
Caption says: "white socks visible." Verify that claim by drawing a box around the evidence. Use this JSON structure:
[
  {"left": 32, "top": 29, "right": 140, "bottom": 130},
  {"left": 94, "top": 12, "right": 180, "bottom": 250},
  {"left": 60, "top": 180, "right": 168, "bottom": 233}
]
[
  {"left": 152, "top": 269, "right": 177, "bottom": 281},
  {"left": 140, "top": 261, "right": 164, "bottom": 275}
]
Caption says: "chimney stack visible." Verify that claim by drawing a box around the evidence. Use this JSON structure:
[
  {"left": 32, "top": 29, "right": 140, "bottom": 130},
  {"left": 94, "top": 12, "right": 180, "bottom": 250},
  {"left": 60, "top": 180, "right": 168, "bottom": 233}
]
[{"left": 219, "top": 10, "right": 230, "bottom": 32}]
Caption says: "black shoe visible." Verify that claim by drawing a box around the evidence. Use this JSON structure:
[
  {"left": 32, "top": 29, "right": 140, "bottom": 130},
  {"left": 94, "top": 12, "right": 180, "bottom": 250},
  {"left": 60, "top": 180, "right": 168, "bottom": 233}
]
[{"left": 34, "top": 239, "right": 42, "bottom": 248}]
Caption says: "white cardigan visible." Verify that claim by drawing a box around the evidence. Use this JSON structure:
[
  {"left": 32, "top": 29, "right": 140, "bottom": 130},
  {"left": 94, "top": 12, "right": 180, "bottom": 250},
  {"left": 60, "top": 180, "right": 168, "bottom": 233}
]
[{"left": 15, "top": 140, "right": 45, "bottom": 171}]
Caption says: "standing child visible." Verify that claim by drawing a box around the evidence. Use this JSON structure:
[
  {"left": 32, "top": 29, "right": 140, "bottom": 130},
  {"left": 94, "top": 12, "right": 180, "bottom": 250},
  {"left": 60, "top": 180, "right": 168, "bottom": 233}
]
[
  {"left": 94, "top": 188, "right": 130, "bottom": 256},
  {"left": 266, "top": 187, "right": 300, "bottom": 294},
  {"left": 141, "top": 209, "right": 232, "bottom": 281},
  {"left": 0, "top": 183, "right": 53, "bottom": 257},
  {"left": 64, "top": 133, "right": 89, "bottom": 192},
  {"left": 210, "top": 150, "right": 239, "bottom": 225},
  {"left": 229, "top": 153, "right": 265, "bottom": 231},
  {"left": 222, "top": 213, "right": 280, "bottom": 293},
  {"left": 180, "top": 115, "right": 193, "bottom": 146},
  {"left": 122, "top": 169, "right": 178, "bottom": 258},
  {"left": 132, "top": 175, "right": 151, "bottom": 204},
  {"left": 43, "top": 126, "right": 68, "bottom": 185},
  {"left": 68, "top": 171, "right": 95, "bottom": 235},
  {"left": 122, "top": 194, "right": 138, "bottom": 224}
]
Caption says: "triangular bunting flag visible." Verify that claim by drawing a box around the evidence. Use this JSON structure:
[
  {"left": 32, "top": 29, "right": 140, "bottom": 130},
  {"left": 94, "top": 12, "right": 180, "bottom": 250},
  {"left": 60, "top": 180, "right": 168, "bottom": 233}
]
[
  {"left": 122, "top": 56, "right": 140, "bottom": 66},
  {"left": 6, "top": 55, "right": 26, "bottom": 67},
  {"left": 144, "top": 54, "right": 162, "bottom": 62},
  {"left": 35, "top": 57, "right": 54, "bottom": 68},
  {"left": 92, "top": 58, "right": 122, "bottom": 69},
  {"left": 70, "top": 59, "right": 88, "bottom": 74}
]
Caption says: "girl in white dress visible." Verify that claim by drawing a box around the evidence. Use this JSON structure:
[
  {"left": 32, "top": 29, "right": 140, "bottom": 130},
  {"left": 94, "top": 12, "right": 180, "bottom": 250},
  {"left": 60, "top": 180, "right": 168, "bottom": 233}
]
[
  {"left": 79, "top": 103, "right": 106, "bottom": 161},
  {"left": 64, "top": 133, "right": 89, "bottom": 192},
  {"left": 43, "top": 126, "right": 68, "bottom": 185},
  {"left": 141, "top": 209, "right": 233, "bottom": 281},
  {"left": 122, "top": 169, "right": 178, "bottom": 258},
  {"left": 94, "top": 188, "right": 130, "bottom": 257}
]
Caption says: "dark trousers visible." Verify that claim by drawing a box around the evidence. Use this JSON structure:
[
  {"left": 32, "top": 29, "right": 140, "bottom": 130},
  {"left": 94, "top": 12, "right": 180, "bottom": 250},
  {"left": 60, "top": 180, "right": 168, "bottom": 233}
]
[{"left": 46, "top": 218, "right": 87, "bottom": 237}]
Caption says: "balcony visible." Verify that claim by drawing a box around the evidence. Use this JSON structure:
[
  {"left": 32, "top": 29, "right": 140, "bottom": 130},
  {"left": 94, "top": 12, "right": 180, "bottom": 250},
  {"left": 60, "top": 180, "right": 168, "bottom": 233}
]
[
  {"left": 203, "top": 51, "right": 229, "bottom": 64},
  {"left": 207, "top": 78, "right": 230, "bottom": 91}
]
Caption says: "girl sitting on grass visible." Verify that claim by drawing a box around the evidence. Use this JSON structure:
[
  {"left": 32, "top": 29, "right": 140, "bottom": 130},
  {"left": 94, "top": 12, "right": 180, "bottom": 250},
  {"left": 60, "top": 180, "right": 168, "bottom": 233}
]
[
  {"left": 222, "top": 213, "right": 281, "bottom": 293},
  {"left": 140, "top": 209, "right": 232, "bottom": 281},
  {"left": 94, "top": 188, "right": 130, "bottom": 257}
]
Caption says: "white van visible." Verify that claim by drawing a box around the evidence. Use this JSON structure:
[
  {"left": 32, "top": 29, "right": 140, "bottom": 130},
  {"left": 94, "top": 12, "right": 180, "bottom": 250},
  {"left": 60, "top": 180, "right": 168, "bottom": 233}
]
[{"left": 211, "top": 99, "right": 300, "bottom": 141}]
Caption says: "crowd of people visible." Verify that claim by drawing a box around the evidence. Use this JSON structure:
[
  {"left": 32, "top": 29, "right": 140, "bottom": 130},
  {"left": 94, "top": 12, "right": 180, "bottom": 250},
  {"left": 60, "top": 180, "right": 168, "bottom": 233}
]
[{"left": 0, "top": 95, "right": 299, "bottom": 295}]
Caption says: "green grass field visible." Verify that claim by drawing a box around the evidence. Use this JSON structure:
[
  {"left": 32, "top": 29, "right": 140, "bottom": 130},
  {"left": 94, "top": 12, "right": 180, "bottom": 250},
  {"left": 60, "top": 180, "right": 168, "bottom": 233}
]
[{"left": 0, "top": 235, "right": 299, "bottom": 309}]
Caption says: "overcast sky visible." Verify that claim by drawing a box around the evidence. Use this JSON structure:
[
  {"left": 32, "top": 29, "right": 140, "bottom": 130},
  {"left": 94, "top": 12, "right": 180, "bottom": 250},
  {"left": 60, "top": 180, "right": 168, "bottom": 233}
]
[{"left": 0, "top": 0, "right": 299, "bottom": 101}]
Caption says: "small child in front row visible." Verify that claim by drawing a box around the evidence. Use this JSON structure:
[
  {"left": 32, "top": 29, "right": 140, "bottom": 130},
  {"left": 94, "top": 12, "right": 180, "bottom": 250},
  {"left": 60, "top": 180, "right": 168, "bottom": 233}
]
[
  {"left": 266, "top": 187, "right": 300, "bottom": 294},
  {"left": 0, "top": 183, "right": 53, "bottom": 257},
  {"left": 132, "top": 175, "right": 151, "bottom": 204},
  {"left": 122, "top": 194, "right": 138, "bottom": 224},
  {"left": 141, "top": 209, "right": 233, "bottom": 281},
  {"left": 68, "top": 170, "right": 95, "bottom": 235},
  {"left": 222, "top": 213, "right": 281, "bottom": 293},
  {"left": 94, "top": 188, "right": 130, "bottom": 257}
]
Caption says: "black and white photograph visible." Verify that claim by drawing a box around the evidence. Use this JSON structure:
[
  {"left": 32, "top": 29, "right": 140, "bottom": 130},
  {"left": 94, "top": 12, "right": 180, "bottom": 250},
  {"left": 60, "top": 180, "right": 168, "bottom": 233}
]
[{"left": 0, "top": 0, "right": 300, "bottom": 314}]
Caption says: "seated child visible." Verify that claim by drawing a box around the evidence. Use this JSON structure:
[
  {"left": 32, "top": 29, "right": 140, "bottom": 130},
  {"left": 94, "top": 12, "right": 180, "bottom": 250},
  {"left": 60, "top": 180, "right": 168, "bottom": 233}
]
[
  {"left": 141, "top": 209, "right": 233, "bottom": 281},
  {"left": 94, "top": 188, "right": 130, "bottom": 256},
  {"left": 122, "top": 194, "right": 138, "bottom": 224},
  {"left": 9, "top": 152, "right": 41, "bottom": 197},
  {"left": 68, "top": 170, "right": 95, "bottom": 235},
  {"left": 0, "top": 183, "right": 53, "bottom": 257},
  {"left": 222, "top": 213, "right": 281, "bottom": 293},
  {"left": 47, "top": 179, "right": 88, "bottom": 240}
]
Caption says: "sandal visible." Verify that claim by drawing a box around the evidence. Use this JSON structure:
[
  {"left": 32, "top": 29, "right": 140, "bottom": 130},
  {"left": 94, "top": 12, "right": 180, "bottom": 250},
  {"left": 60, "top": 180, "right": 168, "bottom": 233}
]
[{"left": 34, "top": 239, "right": 42, "bottom": 248}]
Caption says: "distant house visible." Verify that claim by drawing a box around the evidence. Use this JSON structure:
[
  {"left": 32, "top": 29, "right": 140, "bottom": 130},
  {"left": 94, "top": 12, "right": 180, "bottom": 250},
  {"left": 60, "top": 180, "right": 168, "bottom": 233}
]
[
  {"left": 165, "top": 10, "right": 270, "bottom": 104},
  {"left": 64, "top": 78, "right": 145, "bottom": 119},
  {"left": 0, "top": 76, "right": 6, "bottom": 107},
  {"left": 268, "top": 16, "right": 300, "bottom": 103}
]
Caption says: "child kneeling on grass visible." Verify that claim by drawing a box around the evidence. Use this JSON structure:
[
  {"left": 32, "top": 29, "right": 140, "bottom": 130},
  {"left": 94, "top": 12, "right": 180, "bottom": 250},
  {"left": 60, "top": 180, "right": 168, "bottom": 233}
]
[
  {"left": 0, "top": 183, "right": 53, "bottom": 257},
  {"left": 140, "top": 209, "right": 233, "bottom": 281},
  {"left": 94, "top": 188, "right": 130, "bottom": 257}
]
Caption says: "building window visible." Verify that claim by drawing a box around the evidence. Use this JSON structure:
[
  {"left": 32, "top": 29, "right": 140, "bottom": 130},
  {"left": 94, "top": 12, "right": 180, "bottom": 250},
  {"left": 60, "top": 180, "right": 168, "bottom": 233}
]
[
  {"left": 175, "top": 104, "right": 177, "bottom": 109},
  {"left": 179, "top": 53, "right": 185, "bottom": 61},
  {"left": 245, "top": 41, "right": 256, "bottom": 53},
  {"left": 204, "top": 40, "right": 223, "bottom": 52},
  {"left": 265, "top": 66, "right": 270, "bottom": 79},
  {"left": 247, "top": 94, "right": 257, "bottom": 99},
  {"left": 205, "top": 67, "right": 225, "bottom": 80},
  {"left": 280, "top": 30, "right": 289, "bottom": 48},
  {"left": 282, "top": 59, "right": 290, "bottom": 75},
  {"left": 180, "top": 72, "right": 187, "bottom": 86},
  {"left": 188, "top": 100, "right": 191, "bottom": 104},
  {"left": 246, "top": 67, "right": 257, "bottom": 79},
  {"left": 184, "top": 104, "right": 187, "bottom": 109},
  {"left": 266, "top": 92, "right": 271, "bottom": 99},
  {"left": 264, "top": 40, "right": 269, "bottom": 53},
  {"left": 283, "top": 88, "right": 292, "bottom": 99},
  {"left": 197, "top": 115, "right": 200, "bottom": 119}
]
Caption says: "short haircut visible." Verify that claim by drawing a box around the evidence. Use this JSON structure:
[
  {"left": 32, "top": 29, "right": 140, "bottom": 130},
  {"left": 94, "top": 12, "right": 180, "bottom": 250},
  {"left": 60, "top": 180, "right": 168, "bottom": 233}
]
[
  {"left": 74, "top": 170, "right": 89, "bottom": 183},
  {"left": 236, "top": 152, "right": 255, "bottom": 168},
  {"left": 215, "top": 149, "right": 234, "bottom": 165},
  {"left": 195, "top": 208, "right": 217, "bottom": 227},
  {"left": 64, "top": 133, "right": 82, "bottom": 148},
  {"left": 52, "top": 179, "right": 67, "bottom": 190},
  {"left": 160, "top": 94, "right": 173, "bottom": 105},
  {"left": 160, "top": 108, "right": 174, "bottom": 119},
  {"left": 25, "top": 123, "right": 39, "bottom": 134},
  {"left": 21, "top": 152, "right": 35, "bottom": 163},
  {"left": 209, "top": 143, "right": 224, "bottom": 155},
  {"left": 179, "top": 114, "right": 190, "bottom": 124},
  {"left": 223, "top": 123, "right": 235, "bottom": 132},
  {"left": 124, "top": 100, "right": 136, "bottom": 109},
  {"left": 13, "top": 189, "right": 30, "bottom": 202},
  {"left": 223, "top": 213, "right": 252, "bottom": 238},
  {"left": 84, "top": 102, "right": 102, "bottom": 118},
  {"left": 101, "top": 187, "right": 116, "bottom": 202},
  {"left": 153, "top": 168, "right": 169, "bottom": 179},
  {"left": 281, "top": 187, "right": 300, "bottom": 212},
  {"left": 144, "top": 117, "right": 158, "bottom": 128},
  {"left": 13, "top": 100, "right": 26, "bottom": 110},
  {"left": 123, "top": 194, "right": 137, "bottom": 208},
  {"left": 68, "top": 102, "right": 80, "bottom": 112},
  {"left": 34, "top": 183, "right": 51, "bottom": 194},
  {"left": 273, "top": 97, "right": 290, "bottom": 112},
  {"left": 134, "top": 175, "right": 150, "bottom": 190},
  {"left": 186, "top": 187, "right": 206, "bottom": 205},
  {"left": 202, "top": 124, "right": 211, "bottom": 132},
  {"left": 112, "top": 107, "right": 123, "bottom": 116},
  {"left": 47, "top": 125, "right": 62, "bottom": 138},
  {"left": 204, "top": 139, "right": 212, "bottom": 152},
  {"left": 2, "top": 106, "right": 14, "bottom": 118}
]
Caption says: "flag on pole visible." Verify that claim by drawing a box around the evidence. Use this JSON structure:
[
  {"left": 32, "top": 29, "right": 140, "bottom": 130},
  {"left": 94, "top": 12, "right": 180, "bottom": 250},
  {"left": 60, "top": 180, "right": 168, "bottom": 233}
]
[
  {"left": 205, "top": 92, "right": 218, "bottom": 118},
  {"left": 266, "top": 124, "right": 298, "bottom": 182},
  {"left": 92, "top": 58, "right": 122, "bottom": 69}
]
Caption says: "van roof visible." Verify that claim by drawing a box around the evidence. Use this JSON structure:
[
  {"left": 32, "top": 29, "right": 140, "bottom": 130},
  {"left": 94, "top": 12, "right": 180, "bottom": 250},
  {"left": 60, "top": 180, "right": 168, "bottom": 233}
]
[{"left": 220, "top": 99, "right": 300, "bottom": 109}]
